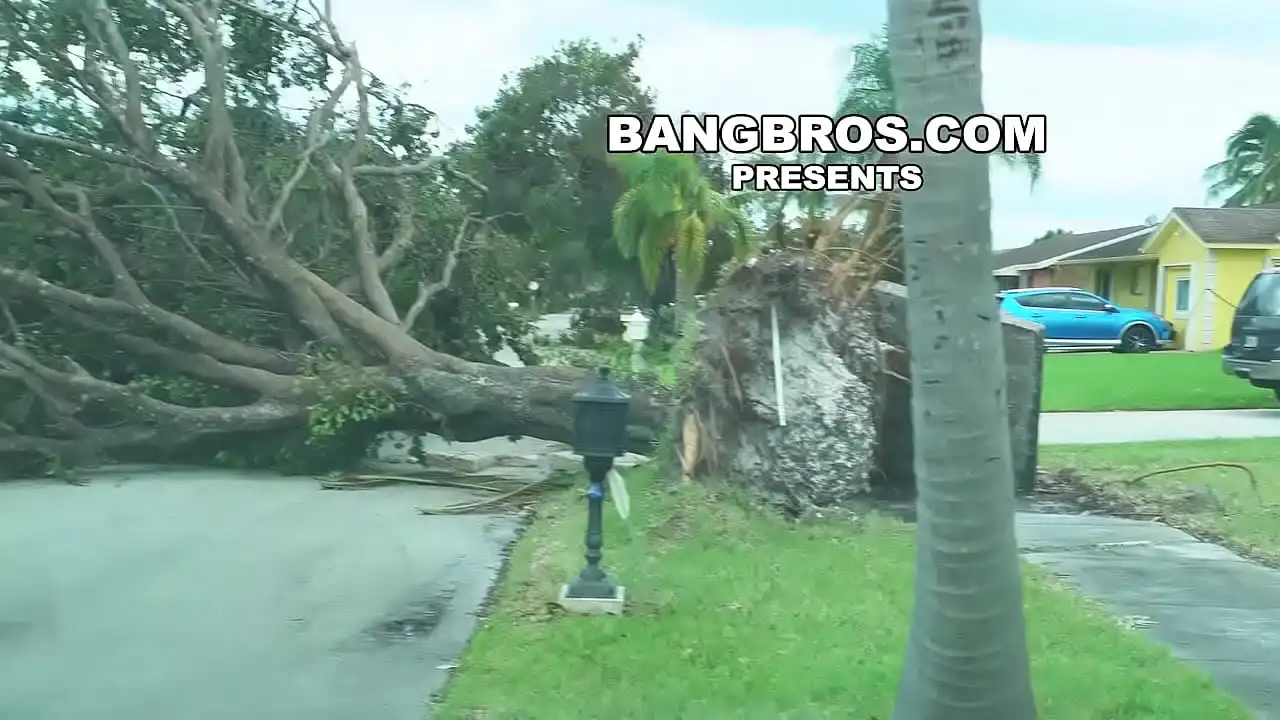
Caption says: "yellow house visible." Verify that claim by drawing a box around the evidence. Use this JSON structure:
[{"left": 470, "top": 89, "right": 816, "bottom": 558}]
[
  {"left": 1141, "top": 207, "right": 1280, "bottom": 351},
  {"left": 992, "top": 208, "right": 1280, "bottom": 351}
]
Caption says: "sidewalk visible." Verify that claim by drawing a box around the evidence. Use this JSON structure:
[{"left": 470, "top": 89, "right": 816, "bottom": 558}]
[
  {"left": 1017, "top": 512, "right": 1280, "bottom": 717},
  {"left": 1039, "top": 409, "right": 1280, "bottom": 444}
]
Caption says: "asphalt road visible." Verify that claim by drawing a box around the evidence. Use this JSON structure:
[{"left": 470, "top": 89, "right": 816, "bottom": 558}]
[
  {"left": 1040, "top": 409, "right": 1280, "bottom": 444},
  {"left": 0, "top": 466, "right": 519, "bottom": 720}
]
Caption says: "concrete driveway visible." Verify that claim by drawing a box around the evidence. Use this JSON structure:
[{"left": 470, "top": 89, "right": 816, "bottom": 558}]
[
  {"left": 0, "top": 466, "right": 519, "bottom": 720},
  {"left": 1017, "top": 512, "right": 1280, "bottom": 715},
  {"left": 1041, "top": 408, "right": 1280, "bottom": 444}
]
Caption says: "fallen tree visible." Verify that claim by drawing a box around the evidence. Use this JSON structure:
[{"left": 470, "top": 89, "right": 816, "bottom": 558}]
[{"left": 0, "top": 0, "right": 669, "bottom": 476}]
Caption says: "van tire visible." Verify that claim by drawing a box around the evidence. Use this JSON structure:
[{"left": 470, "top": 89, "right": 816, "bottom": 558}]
[{"left": 1119, "top": 325, "right": 1156, "bottom": 353}]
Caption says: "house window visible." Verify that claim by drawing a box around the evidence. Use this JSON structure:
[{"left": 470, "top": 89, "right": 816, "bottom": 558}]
[
  {"left": 1174, "top": 277, "right": 1191, "bottom": 314},
  {"left": 1129, "top": 266, "right": 1143, "bottom": 295},
  {"left": 1095, "top": 268, "right": 1112, "bottom": 299}
]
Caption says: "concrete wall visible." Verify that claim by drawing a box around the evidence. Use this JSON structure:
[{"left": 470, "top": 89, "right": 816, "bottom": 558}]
[{"left": 871, "top": 282, "right": 1043, "bottom": 497}]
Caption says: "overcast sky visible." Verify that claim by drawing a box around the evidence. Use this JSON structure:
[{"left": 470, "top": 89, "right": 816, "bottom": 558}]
[{"left": 331, "top": 0, "right": 1280, "bottom": 249}]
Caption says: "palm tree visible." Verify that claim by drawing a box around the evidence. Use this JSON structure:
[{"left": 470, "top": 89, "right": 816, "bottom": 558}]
[
  {"left": 886, "top": 0, "right": 1037, "bottom": 717},
  {"left": 836, "top": 29, "right": 896, "bottom": 135},
  {"left": 1205, "top": 113, "right": 1280, "bottom": 206},
  {"left": 839, "top": 27, "right": 1042, "bottom": 184},
  {"left": 611, "top": 151, "right": 749, "bottom": 330},
  {"left": 750, "top": 27, "right": 1043, "bottom": 278}
]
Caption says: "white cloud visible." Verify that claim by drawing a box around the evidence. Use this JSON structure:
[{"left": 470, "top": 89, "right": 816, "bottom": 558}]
[{"left": 333, "top": 0, "right": 1280, "bottom": 248}]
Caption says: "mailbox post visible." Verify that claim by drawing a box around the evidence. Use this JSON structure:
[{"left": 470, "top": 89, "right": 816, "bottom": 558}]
[{"left": 562, "top": 366, "right": 631, "bottom": 603}]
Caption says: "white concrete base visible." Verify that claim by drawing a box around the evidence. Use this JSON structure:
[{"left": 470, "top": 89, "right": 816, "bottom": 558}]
[{"left": 556, "top": 585, "right": 626, "bottom": 615}]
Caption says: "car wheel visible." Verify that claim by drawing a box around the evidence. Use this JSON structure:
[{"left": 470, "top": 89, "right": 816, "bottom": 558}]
[{"left": 1119, "top": 325, "right": 1155, "bottom": 353}]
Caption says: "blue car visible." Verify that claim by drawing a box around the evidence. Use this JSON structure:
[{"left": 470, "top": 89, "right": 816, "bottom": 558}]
[{"left": 997, "top": 287, "right": 1176, "bottom": 352}]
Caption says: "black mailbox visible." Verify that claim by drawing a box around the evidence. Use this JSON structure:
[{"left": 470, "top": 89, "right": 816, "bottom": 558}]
[{"left": 571, "top": 366, "right": 631, "bottom": 458}]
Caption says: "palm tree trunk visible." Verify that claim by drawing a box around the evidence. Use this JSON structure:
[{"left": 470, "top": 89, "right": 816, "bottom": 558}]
[
  {"left": 886, "top": 0, "right": 1037, "bottom": 718},
  {"left": 674, "top": 266, "right": 697, "bottom": 336}
]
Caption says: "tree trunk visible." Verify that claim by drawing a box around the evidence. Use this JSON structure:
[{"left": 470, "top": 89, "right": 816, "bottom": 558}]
[
  {"left": 887, "top": 0, "right": 1038, "bottom": 717},
  {"left": 674, "top": 266, "right": 698, "bottom": 336},
  {"left": 0, "top": 360, "right": 670, "bottom": 477},
  {"left": 389, "top": 362, "right": 670, "bottom": 450}
]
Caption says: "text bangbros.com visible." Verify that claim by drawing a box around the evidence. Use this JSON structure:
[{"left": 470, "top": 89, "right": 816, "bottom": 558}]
[{"left": 606, "top": 113, "right": 1045, "bottom": 192}]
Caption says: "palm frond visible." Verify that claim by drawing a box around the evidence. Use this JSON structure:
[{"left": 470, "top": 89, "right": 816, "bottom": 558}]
[
  {"left": 674, "top": 212, "right": 708, "bottom": 292},
  {"left": 611, "top": 187, "right": 645, "bottom": 259},
  {"left": 837, "top": 26, "right": 894, "bottom": 120},
  {"left": 994, "top": 152, "right": 1042, "bottom": 188},
  {"left": 1205, "top": 113, "right": 1280, "bottom": 206},
  {"left": 638, "top": 217, "right": 673, "bottom": 291}
]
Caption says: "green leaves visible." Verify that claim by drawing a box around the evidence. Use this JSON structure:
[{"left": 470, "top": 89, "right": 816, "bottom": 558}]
[
  {"left": 456, "top": 39, "right": 657, "bottom": 308},
  {"left": 609, "top": 151, "right": 749, "bottom": 296},
  {"left": 1205, "top": 113, "right": 1280, "bottom": 207},
  {"left": 837, "top": 28, "right": 896, "bottom": 126},
  {"left": 836, "top": 23, "right": 1041, "bottom": 186}
]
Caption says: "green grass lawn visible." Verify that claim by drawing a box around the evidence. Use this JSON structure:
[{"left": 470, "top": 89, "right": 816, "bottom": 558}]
[
  {"left": 1041, "top": 438, "right": 1280, "bottom": 566},
  {"left": 433, "top": 468, "right": 1246, "bottom": 719},
  {"left": 1041, "top": 351, "right": 1277, "bottom": 412}
]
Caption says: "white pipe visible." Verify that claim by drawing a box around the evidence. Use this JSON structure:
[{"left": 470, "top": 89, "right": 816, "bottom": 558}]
[{"left": 770, "top": 302, "right": 786, "bottom": 426}]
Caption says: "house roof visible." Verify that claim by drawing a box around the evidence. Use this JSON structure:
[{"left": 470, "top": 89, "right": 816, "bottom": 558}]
[
  {"left": 1060, "top": 228, "right": 1155, "bottom": 262},
  {"left": 992, "top": 225, "right": 1149, "bottom": 270},
  {"left": 1171, "top": 207, "right": 1280, "bottom": 244}
]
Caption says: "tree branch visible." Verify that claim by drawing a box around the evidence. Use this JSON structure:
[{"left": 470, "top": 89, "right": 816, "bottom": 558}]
[
  {"left": 401, "top": 219, "right": 469, "bottom": 330},
  {"left": 0, "top": 150, "right": 150, "bottom": 304},
  {"left": 334, "top": 187, "right": 419, "bottom": 295},
  {"left": 82, "top": 0, "right": 147, "bottom": 143},
  {"left": 0, "top": 121, "right": 159, "bottom": 173},
  {"left": 0, "top": 398, "right": 306, "bottom": 463},
  {"left": 55, "top": 309, "right": 298, "bottom": 398},
  {"left": 0, "top": 262, "right": 296, "bottom": 375},
  {"left": 220, "top": 0, "right": 464, "bottom": 330},
  {"left": 0, "top": 339, "right": 172, "bottom": 419},
  {"left": 2, "top": 0, "right": 451, "bottom": 369},
  {"left": 307, "top": 33, "right": 401, "bottom": 325},
  {"left": 265, "top": 132, "right": 331, "bottom": 235},
  {"left": 138, "top": 180, "right": 267, "bottom": 301},
  {"left": 2, "top": 2, "right": 322, "bottom": 353},
  {"left": 166, "top": 0, "right": 252, "bottom": 211},
  {"left": 352, "top": 159, "right": 445, "bottom": 177},
  {"left": 0, "top": 340, "right": 92, "bottom": 438}
]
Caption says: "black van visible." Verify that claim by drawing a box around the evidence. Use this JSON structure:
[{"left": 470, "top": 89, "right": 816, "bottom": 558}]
[{"left": 1223, "top": 267, "right": 1280, "bottom": 400}]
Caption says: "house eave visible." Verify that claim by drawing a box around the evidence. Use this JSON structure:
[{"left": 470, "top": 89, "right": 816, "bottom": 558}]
[
  {"left": 1054, "top": 254, "right": 1154, "bottom": 266},
  {"left": 991, "top": 226, "right": 1155, "bottom": 275},
  {"left": 1203, "top": 242, "right": 1280, "bottom": 250}
]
